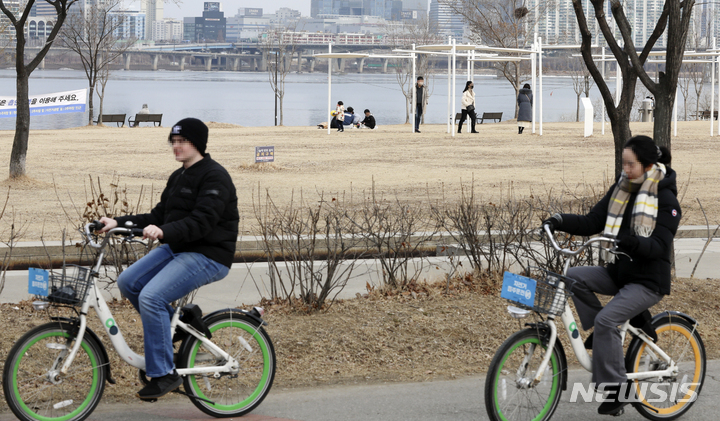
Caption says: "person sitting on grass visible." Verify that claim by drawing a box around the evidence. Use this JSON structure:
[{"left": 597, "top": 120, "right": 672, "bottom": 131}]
[{"left": 359, "top": 109, "right": 376, "bottom": 129}]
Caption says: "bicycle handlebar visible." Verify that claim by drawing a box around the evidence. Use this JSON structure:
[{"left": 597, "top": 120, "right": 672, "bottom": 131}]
[
  {"left": 84, "top": 221, "right": 144, "bottom": 249},
  {"left": 542, "top": 223, "right": 617, "bottom": 257}
]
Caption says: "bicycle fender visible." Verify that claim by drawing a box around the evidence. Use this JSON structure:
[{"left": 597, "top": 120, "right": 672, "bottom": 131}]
[
  {"left": 203, "top": 308, "right": 267, "bottom": 326},
  {"left": 525, "top": 323, "right": 568, "bottom": 391},
  {"left": 50, "top": 317, "right": 116, "bottom": 385},
  {"left": 651, "top": 311, "right": 698, "bottom": 327}
]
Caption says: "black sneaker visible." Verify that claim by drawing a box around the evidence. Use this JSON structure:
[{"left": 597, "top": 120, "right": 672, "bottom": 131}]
[
  {"left": 137, "top": 371, "right": 182, "bottom": 400},
  {"left": 415, "top": 130, "right": 421, "bottom": 133}
]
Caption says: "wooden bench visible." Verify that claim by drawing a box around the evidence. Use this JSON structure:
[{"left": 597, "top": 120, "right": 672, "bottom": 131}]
[
  {"left": 128, "top": 113, "right": 163, "bottom": 127},
  {"left": 94, "top": 114, "right": 126, "bottom": 127},
  {"left": 479, "top": 112, "right": 503, "bottom": 123},
  {"left": 698, "top": 110, "right": 718, "bottom": 120}
]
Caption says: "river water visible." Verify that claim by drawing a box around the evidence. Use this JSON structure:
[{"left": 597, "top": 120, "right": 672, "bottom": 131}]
[{"left": 0, "top": 68, "right": 615, "bottom": 130}]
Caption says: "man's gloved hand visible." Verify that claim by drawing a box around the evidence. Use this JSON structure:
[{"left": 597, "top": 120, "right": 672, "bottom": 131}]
[
  {"left": 541, "top": 214, "right": 563, "bottom": 233},
  {"left": 617, "top": 233, "right": 639, "bottom": 253}
]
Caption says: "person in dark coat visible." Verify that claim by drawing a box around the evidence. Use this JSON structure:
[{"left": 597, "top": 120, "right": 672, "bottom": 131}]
[
  {"left": 415, "top": 76, "right": 427, "bottom": 133},
  {"left": 517, "top": 83, "right": 533, "bottom": 134},
  {"left": 360, "top": 109, "right": 376, "bottom": 129},
  {"left": 99, "top": 118, "right": 239, "bottom": 401},
  {"left": 542, "top": 136, "right": 680, "bottom": 416}
]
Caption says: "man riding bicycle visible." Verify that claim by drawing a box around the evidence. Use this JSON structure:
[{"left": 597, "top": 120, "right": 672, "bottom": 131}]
[{"left": 99, "top": 118, "right": 239, "bottom": 400}]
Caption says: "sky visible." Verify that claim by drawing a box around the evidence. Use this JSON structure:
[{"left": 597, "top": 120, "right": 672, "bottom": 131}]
[{"left": 139, "top": 0, "right": 313, "bottom": 20}]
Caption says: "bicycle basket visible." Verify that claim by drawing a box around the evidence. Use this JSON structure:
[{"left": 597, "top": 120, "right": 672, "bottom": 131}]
[
  {"left": 43, "top": 265, "right": 92, "bottom": 307},
  {"left": 501, "top": 269, "right": 575, "bottom": 316}
]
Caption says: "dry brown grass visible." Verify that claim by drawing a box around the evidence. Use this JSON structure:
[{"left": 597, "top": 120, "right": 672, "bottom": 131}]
[
  {"left": 0, "top": 121, "right": 718, "bottom": 241},
  {"left": 1, "top": 275, "right": 717, "bottom": 408}
]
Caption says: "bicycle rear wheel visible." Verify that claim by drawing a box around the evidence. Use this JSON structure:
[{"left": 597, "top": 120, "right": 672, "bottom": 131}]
[
  {"left": 2, "top": 322, "right": 106, "bottom": 421},
  {"left": 485, "top": 328, "right": 565, "bottom": 421},
  {"left": 178, "top": 310, "right": 275, "bottom": 418},
  {"left": 626, "top": 315, "right": 706, "bottom": 420}
]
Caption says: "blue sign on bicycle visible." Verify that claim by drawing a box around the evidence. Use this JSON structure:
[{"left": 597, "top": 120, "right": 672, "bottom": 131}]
[
  {"left": 28, "top": 268, "right": 49, "bottom": 296},
  {"left": 501, "top": 272, "right": 536, "bottom": 307}
]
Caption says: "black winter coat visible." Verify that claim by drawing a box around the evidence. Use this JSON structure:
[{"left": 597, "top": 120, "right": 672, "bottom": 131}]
[
  {"left": 116, "top": 154, "right": 239, "bottom": 268},
  {"left": 558, "top": 167, "right": 681, "bottom": 295}
]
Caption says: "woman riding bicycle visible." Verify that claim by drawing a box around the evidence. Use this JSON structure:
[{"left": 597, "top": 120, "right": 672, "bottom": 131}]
[
  {"left": 543, "top": 135, "right": 680, "bottom": 416},
  {"left": 99, "top": 118, "right": 239, "bottom": 401}
]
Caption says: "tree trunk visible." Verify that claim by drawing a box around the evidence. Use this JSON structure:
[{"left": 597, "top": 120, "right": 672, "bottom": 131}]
[
  {"left": 10, "top": 30, "right": 29, "bottom": 179},
  {"left": 279, "top": 93, "right": 284, "bottom": 126},
  {"left": 11, "top": 73, "right": 30, "bottom": 178},
  {"left": 576, "top": 94, "right": 580, "bottom": 122},
  {"left": 87, "top": 84, "right": 95, "bottom": 125},
  {"left": 610, "top": 114, "right": 633, "bottom": 176},
  {"left": 653, "top": 85, "right": 673, "bottom": 150}
]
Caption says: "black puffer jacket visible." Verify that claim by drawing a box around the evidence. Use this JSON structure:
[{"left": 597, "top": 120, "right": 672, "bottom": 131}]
[
  {"left": 558, "top": 167, "right": 681, "bottom": 295},
  {"left": 116, "top": 154, "right": 239, "bottom": 268}
]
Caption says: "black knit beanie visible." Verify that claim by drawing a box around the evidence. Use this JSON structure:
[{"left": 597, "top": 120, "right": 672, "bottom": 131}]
[{"left": 169, "top": 118, "right": 208, "bottom": 156}]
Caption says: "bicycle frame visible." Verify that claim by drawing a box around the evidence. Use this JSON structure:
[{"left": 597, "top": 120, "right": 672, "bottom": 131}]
[
  {"left": 529, "top": 225, "right": 680, "bottom": 386},
  {"left": 57, "top": 224, "right": 241, "bottom": 379}
]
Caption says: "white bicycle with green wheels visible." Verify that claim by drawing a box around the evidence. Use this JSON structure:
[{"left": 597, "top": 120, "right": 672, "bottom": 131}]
[
  {"left": 3, "top": 222, "right": 276, "bottom": 421},
  {"left": 485, "top": 225, "right": 706, "bottom": 420}
]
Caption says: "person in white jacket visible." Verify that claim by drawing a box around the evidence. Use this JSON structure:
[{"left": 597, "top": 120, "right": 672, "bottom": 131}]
[{"left": 458, "top": 81, "right": 478, "bottom": 134}]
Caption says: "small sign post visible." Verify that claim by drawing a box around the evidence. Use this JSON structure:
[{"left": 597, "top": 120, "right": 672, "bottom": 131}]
[{"left": 255, "top": 146, "right": 274, "bottom": 163}]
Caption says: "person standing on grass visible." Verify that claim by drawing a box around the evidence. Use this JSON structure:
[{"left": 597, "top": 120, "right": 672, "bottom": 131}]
[
  {"left": 415, "top": 76, "right": 426, "bottom": 133},
  {"left": 542, "top": 136, "right": 679, "bottom": 416},
  {"left": 335, "top": 101, "right": 345, "bottom": 132},
  {"left": 517, "top": 83, "right": 533, "bottom": 134},
  {"left": 458, "top": 81, "right": 478, "bottom": 134},
  {"left": 99, "top": 118, "right": 239, "bottom": 401}
]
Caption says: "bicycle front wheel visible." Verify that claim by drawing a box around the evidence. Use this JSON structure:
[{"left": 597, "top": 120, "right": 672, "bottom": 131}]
[
  {"left": 626, "top": 315, "right": 706, "bottom": 420},
  {"left": 2, "top": 322, "right": 106, "bottom": 421},
  {"left": 178, "top": 310, "right": 276, "bottom": 418},
  {"left": 485, "top": 328, "right": 565, "bottom": 421}
]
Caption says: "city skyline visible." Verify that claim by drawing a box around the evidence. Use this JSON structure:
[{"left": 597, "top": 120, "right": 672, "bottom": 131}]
[{"left": 126, "top": 0, "right": 430, "bottom": 20}]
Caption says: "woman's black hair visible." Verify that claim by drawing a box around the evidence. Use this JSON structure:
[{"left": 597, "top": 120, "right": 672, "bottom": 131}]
[
  {"left": 347, "top": 107, "right": 354, "bottom": 113},
  {"left": 463, "top": 81, "right": 473, "bottom": 92},
  {"left": 523, "top": 83, "right": 531, "bottom": 89},
  {"left": 624, "top": 135, "right": 672, "bottom": 167},
  {"left": 338, "top": 101, "right": 343, "bottom": 106}
]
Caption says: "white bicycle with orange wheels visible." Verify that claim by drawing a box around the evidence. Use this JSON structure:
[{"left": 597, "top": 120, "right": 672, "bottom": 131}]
[{"left": 484, "top": 225, "right": 706, "bottom": 420}]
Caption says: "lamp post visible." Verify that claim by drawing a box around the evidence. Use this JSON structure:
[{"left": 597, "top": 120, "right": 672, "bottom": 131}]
[{"left": 274, "top": 49, "right": 279, "bottom": 126}]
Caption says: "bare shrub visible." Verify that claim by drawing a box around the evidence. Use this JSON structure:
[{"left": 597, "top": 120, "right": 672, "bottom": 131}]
[
  {"left": 347, "top": 183, "right": 439, "bottom": 291},
  {"left": 54, "top": 175, "right": 155, "bottom": 289},
  {"left": 253, "top": 188, "right": 366, "bottom": 310},
  {"left": 431, "top": 179, "right": 608, "bottom": 284}
]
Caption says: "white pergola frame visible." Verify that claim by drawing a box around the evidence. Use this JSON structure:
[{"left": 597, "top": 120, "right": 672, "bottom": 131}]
[{"left": 581, "top": 45, "right": 720, "bottom": 137}]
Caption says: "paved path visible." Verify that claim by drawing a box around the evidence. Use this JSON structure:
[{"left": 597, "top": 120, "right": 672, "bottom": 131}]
[{"left": 3, "top": 360, "right": 715, "bottom": 421}]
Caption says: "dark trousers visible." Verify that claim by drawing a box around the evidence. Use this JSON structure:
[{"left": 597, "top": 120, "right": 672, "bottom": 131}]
[
  {"left": 458, "top": 109, "right": 476, "bottom": 132},
  {"left": 415, "top": 103, "right": 423, "bottom": 131},
  {"left": 567, "top": 266, "right": 662, "bottom": 385}
]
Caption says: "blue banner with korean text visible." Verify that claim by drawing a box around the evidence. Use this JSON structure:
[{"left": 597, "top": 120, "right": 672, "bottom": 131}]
[{"left": 0, "top": 89, "right": 87, "bottom": 118}]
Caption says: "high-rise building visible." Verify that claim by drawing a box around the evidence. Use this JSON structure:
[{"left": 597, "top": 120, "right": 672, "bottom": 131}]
[
  {"left": 141, "top": 0, "right": 164, "bottom": 40},
  {"left": 152, "top": 18, "right": 183, "bottom": 41},
  {"left": 311, "top": 0, "right": 334, "bottom": 17},
  {"left": 1, "top": 0, "right": 20, "bottom": 46},
  {"left": 429, "top": 0, "right": 463, "bottom": 39},
  {"left": 110, "top": 11, "right": 146, "bottom": 40},
  {"left": 184, "top": 2, "right": 225, "bottom": 42}
]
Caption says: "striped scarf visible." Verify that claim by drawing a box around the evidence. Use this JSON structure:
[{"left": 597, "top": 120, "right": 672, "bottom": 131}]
[{"left": 602, "top": 163, "right": 666, "bottom": 263}]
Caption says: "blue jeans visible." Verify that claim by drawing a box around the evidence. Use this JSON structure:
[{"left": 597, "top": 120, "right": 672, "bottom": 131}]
[{"left": 117, "top": 244, "right": 229, "bottom": 378}]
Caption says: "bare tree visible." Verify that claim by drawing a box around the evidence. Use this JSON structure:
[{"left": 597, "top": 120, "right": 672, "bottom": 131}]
[
  {"left": 1, "top": 0, "right": 78, "bottom": 178},
  {"left": 677, "top": 65, "right": 692, "bottom": 121},
  {"left": 573, "top": 0, "right": 694, "bottom": 175},
  {"left": 442, "top": 0, "right": 552, "bottom": 117},
  {"left": 385, "top": 17, "right": 443, "bottom": 123},
  {"left": 61, "top": 0, "right": 136, "bottom": 125},
  {"left": 688, "top": 62, "right": 707, "bottom": 119},
  {"left": 260, "top": 24, "right": 301, "bottom": 126},
  {"left": 569, "top": 55, "right": 594, "bottom": 122}
]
